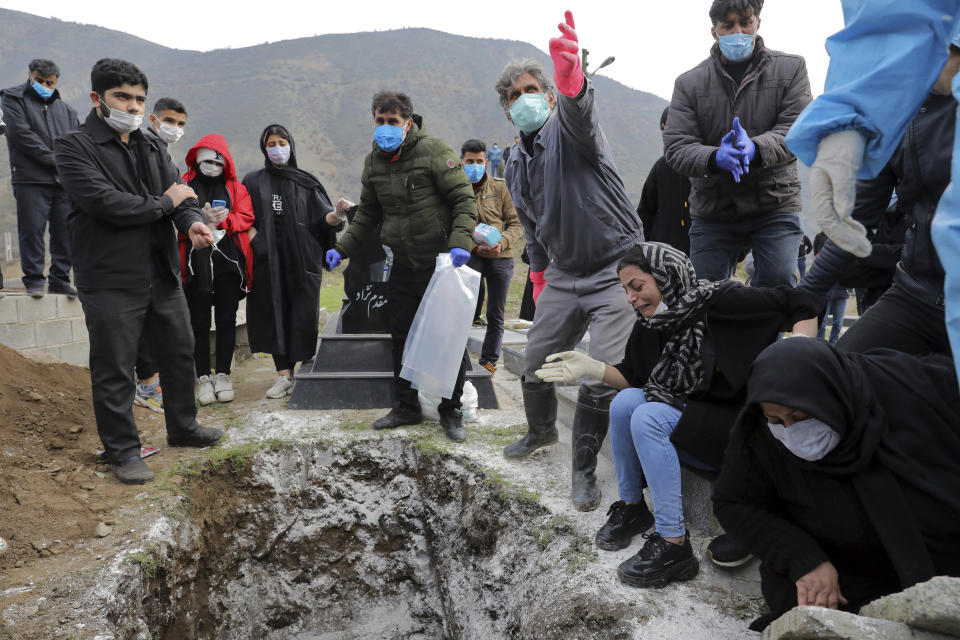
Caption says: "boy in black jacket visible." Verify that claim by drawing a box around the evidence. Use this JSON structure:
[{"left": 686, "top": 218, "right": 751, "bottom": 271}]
[{"left": 54, "top": 58, "right": 222, "bottom": 484}]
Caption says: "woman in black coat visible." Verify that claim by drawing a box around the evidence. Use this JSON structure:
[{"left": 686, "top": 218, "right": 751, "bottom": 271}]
[
  {"left": 242, "top": 124, "right": 344, "bottom": 398},
  {"left": 536, "top": 243, "right": 821, "bottom": 589},
  {"left": 713, "top": 338, "right": 960, "bottom": 632}
]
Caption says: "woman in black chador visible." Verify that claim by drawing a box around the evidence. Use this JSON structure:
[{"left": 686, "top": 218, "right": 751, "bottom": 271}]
[
  {"left": 714, "top": 338, "right": 960, "bottom": 631},
  {"left": 242, "top": 124, "right": 344, "bottom": 399}
]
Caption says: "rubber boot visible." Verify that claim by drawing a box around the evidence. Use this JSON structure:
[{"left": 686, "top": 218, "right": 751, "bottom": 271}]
[
  {"left": 503, "top": 378, "right": 559, "bottom": 459},
  {"left": 571, "top": 390, "right": 610, "bottom": 512}
]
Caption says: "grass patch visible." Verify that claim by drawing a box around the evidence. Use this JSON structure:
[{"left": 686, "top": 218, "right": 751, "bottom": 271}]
[
  {"left": 128, "top": 547, "right": 160, "bottom": 579},
  {"left": 206, "top": 442, "right": 259, "bottom": 474}
]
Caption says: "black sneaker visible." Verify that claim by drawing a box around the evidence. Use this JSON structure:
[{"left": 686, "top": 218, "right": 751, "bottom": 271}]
[
  {"left": 372, "top": 407, "right": 422, "bottom": 430},
  {"left": 705, "top": 533, "right": 753, "bottom": 568},
  {"left": 595, "top": 500, "right": 654, "bottom": 551},
  {"left": 48, "top": 282, "right": 78, "bottom": 298},
  {"left": 617, "top": 532, "right": 699, "bottom": 588},
  {"left": 111, "top": 457, "right": 155, "bottom": 484},
  {"left": 167, "top": 425, "right": 224, "bottom": 447},
  {"left": 439, "top": 410, "right": 466, "bottom": 442}
]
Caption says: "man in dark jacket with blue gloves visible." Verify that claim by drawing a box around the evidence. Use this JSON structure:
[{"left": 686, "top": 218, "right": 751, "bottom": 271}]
[
  {"left": 1, "top": 59, "right": 80, "bottom": 298},
  {"left": 326, "top": 90, "right": 478, "bottom": 442},
  {"left": 663, "top": 0, "right": 811, "bottom": 286}
]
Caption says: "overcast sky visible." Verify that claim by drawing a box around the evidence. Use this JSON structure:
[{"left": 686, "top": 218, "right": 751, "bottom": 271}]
[{"left": 1, "top": 1, "right": 844, "bottom": 101}]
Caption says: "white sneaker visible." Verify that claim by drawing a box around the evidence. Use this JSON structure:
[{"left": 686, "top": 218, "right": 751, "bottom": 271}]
[
  {"left": 213, "top": 373, "right": 234, "bottom": 402},
  {"left": 196, "top": 375, "right": 216, "bottom": 406},
  {"left": 265, "top": 375, "right": 294, "bottom": 399}
]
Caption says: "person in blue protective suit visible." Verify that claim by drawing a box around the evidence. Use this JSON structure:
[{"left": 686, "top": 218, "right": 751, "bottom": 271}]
[
  {"left": 784, "top": 3, "right": 960, "bottom": 382},
  {"left": 798, "top": 74, "right": 955, "bottom": 357}
]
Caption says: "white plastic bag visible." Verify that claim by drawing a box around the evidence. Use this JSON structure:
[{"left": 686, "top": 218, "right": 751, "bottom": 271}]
[
  {"left": 401, "top": 253, "right": 480, "bottom": 399},
  {"left": 419, "top": 381, "right": 477, "bottom": 422}
]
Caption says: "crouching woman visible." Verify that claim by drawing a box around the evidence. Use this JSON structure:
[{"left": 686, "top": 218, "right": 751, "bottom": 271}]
[
  {"left": 536, "top": 242, "right": 819, "bottom": 588},
  {"left": 713, "top": 338, "right": 960, "bottom": 632}
]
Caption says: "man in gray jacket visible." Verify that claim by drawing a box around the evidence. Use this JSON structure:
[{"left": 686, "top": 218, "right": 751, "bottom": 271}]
[
  {"left": 496, "top": 11, "right": 641, "bottom": 512},
  {"left": 663, "top": 0, "right": 811, "bottom": 286}
]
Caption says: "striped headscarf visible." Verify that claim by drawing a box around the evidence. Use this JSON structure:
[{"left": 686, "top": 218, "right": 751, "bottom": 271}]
[{"left": 630, "top": 242, "right": 726, "bottom": 408}]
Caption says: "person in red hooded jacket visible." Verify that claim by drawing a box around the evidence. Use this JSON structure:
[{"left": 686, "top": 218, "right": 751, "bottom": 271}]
[{"left": 179, "top": 134, "right": 254, "bottom": 405}]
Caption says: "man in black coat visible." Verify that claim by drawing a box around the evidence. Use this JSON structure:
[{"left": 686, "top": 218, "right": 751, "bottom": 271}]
[
  {"left": 1, "top": 59, "right": 80, "bottom": 297},
  {"left": 637, "top": 107, "right": 692, "bottom": 255},
  {"left": 53, "top": 58, "right": 222, "bottom": 484}
]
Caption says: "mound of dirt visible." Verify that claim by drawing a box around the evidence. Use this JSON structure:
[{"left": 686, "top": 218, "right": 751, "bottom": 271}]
[{"left": 0, "top": 344, "right": 162, "bottom": 574}]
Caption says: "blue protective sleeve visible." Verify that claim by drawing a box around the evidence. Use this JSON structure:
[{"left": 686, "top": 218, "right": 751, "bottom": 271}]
[{"left": 785, "top": 0, "right": 960, "bottom": 179}]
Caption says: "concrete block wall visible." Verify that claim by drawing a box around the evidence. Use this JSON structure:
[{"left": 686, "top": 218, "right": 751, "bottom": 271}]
[
  {"left": 0, "top": 294, "right": 90, "bottom": 366},
  {"left": 0, "top": 294, "right": 249, "bottom": 369}
]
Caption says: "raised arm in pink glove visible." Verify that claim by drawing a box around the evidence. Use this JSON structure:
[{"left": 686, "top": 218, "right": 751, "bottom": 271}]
[{"left": 549, "top": 10, "right": 584, "bottom": 98}]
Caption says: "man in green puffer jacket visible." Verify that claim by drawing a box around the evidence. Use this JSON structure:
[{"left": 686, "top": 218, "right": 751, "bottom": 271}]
[{"left": 328, "top": 90, "right": 478, "bottom": 441}]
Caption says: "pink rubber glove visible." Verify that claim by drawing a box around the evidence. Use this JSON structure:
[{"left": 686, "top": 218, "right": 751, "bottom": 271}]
[
  {"left": 549, "top": 10, "right": 584, "bottom": 98},
  {"left": 530, "top": 270, "right": 547, "bottom": 303}
]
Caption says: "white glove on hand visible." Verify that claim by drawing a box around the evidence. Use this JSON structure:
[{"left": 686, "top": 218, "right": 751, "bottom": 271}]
[
  {"left": 810, "top": 130, "right": 872, "bottom": 257},
  {"left": 535, "top": 351, "right": 606, "bottom": 383},
  {"left": 334, "top": 197, "right": 355, "bottom": 222}
]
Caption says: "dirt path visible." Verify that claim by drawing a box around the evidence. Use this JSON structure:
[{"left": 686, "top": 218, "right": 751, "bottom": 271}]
[{"left": 0, "top": 347, "right": 283, "bottom": 639}]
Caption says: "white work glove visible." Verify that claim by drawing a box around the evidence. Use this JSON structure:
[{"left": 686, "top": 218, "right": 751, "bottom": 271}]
[
  {"left": 334, "top": 197, "right": 355, "bottom": 222},
  {"left": 809, "top": 130, "right": 872, "bottom": 257},
  {"left": 535, "top": 351, "right": 606, "bottom": 383}
]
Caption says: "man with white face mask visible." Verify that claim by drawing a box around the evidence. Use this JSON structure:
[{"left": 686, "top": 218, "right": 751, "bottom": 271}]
[
  {"left": 133, "top": 97, "right": 189, "bottom": 415},
  {"left": 54, "top": 58, "right": 222, "bottom": 485},
  {"left": 143, "top": 97, "right": 186, "bottom": 169}
]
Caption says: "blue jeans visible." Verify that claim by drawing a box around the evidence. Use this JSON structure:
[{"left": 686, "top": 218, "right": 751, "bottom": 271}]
[
  {"left": 609, "top": 388, "right": 687, "bottom": 538},
  {"left": 689, "top": 211, "right": 802, "bottom": 286},
  {"left": 818, "top": 296, "right": 848, "bottom": 344}
]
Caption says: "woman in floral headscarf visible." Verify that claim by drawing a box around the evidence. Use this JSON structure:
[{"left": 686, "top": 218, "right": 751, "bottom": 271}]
[{"left": 535, "top": 242, "right": 819, "bottom": 589}]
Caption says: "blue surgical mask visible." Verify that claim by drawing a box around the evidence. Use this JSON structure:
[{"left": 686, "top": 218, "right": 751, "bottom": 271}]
[
  {"left": 718, "top": 33, "right": 756, "bottom": 63},
  {"left": 464, "top": 164, "right": 485, "bottom": 183},
  {"left": 374, "top": 124, "right": 405, "bottom": 152},
  {"left": 31, "top": 81, "right": 53, "bottom": 100},
  {"left": 509, "top": 93, "right": 551, "bottom": 133},
  {"left": 767, "top": 418, "right": 841, "bottom": 461}
]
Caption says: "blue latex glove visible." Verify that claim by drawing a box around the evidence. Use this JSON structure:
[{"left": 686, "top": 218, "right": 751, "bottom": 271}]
[
  {"left": 450, "top": 248, "right": 470, "bottom": 268},
  {"left": 716, "top": 130, "right": 744, "bottom": 183},
  {"left": 325, "top": 249, "right": 342, "bottom": 269},
  {"left": 732, "top": 116, "right": 756, "bottom": 174}
]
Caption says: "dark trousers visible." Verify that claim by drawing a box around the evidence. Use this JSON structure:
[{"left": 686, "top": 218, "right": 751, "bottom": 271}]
[
  {"left": 13, "top": 184, "right": 72, "bottom": 289},
  {"left": 185, "top": 272, "right": 243, "bottom": 377},
  {"left": 388, "top": 265, "right": 468, "bottom": 414},
  {"left": 79, "top": 284, "right": 201, "bottom": 464},
  {"left": 466, "top": 255, "right": 514, "bottom": 364},
  {"left": 135, "top": 335, "right": 156, "bottom": 381},
  {"left": 836, "top": 282, "right": 949, "bottom": 356},
  {"left": 817, "top": 296, "right": 848, "bottom": 344}
]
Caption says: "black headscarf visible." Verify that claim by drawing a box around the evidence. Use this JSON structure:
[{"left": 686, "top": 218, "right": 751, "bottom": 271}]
[
  {"left": 256, "top": 124, "right": 334, "bottom": 280},
  {"left": 741, "top": 338, "right": 960, "bottom": 587},
  {"left": 630, "top": 242, "right": 727, "bottom": 408}
]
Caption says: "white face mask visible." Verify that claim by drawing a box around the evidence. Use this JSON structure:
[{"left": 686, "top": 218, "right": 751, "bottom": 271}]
[
  {"left": 266, "top": 145, "right": 291, "bottom": 165},
  {"left": 652, "top": 300, "right": 669, "bottom": 316},
  {"left": 767, "top": 418, "right": 841, "bottom": 461},
  {"left": 100, "top": 98, "right": 143, "bottom": 134},
  {"left": 154, "top": 117, "right": 184, "bottom": 144},
  {"left": 199, "top": 161, "right": 224, "bottom": 178}
]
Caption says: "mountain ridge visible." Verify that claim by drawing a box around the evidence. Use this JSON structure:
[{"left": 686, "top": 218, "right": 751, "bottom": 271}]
[{"left": 0, "top": 8, "right": 668, "bottom": 237}]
